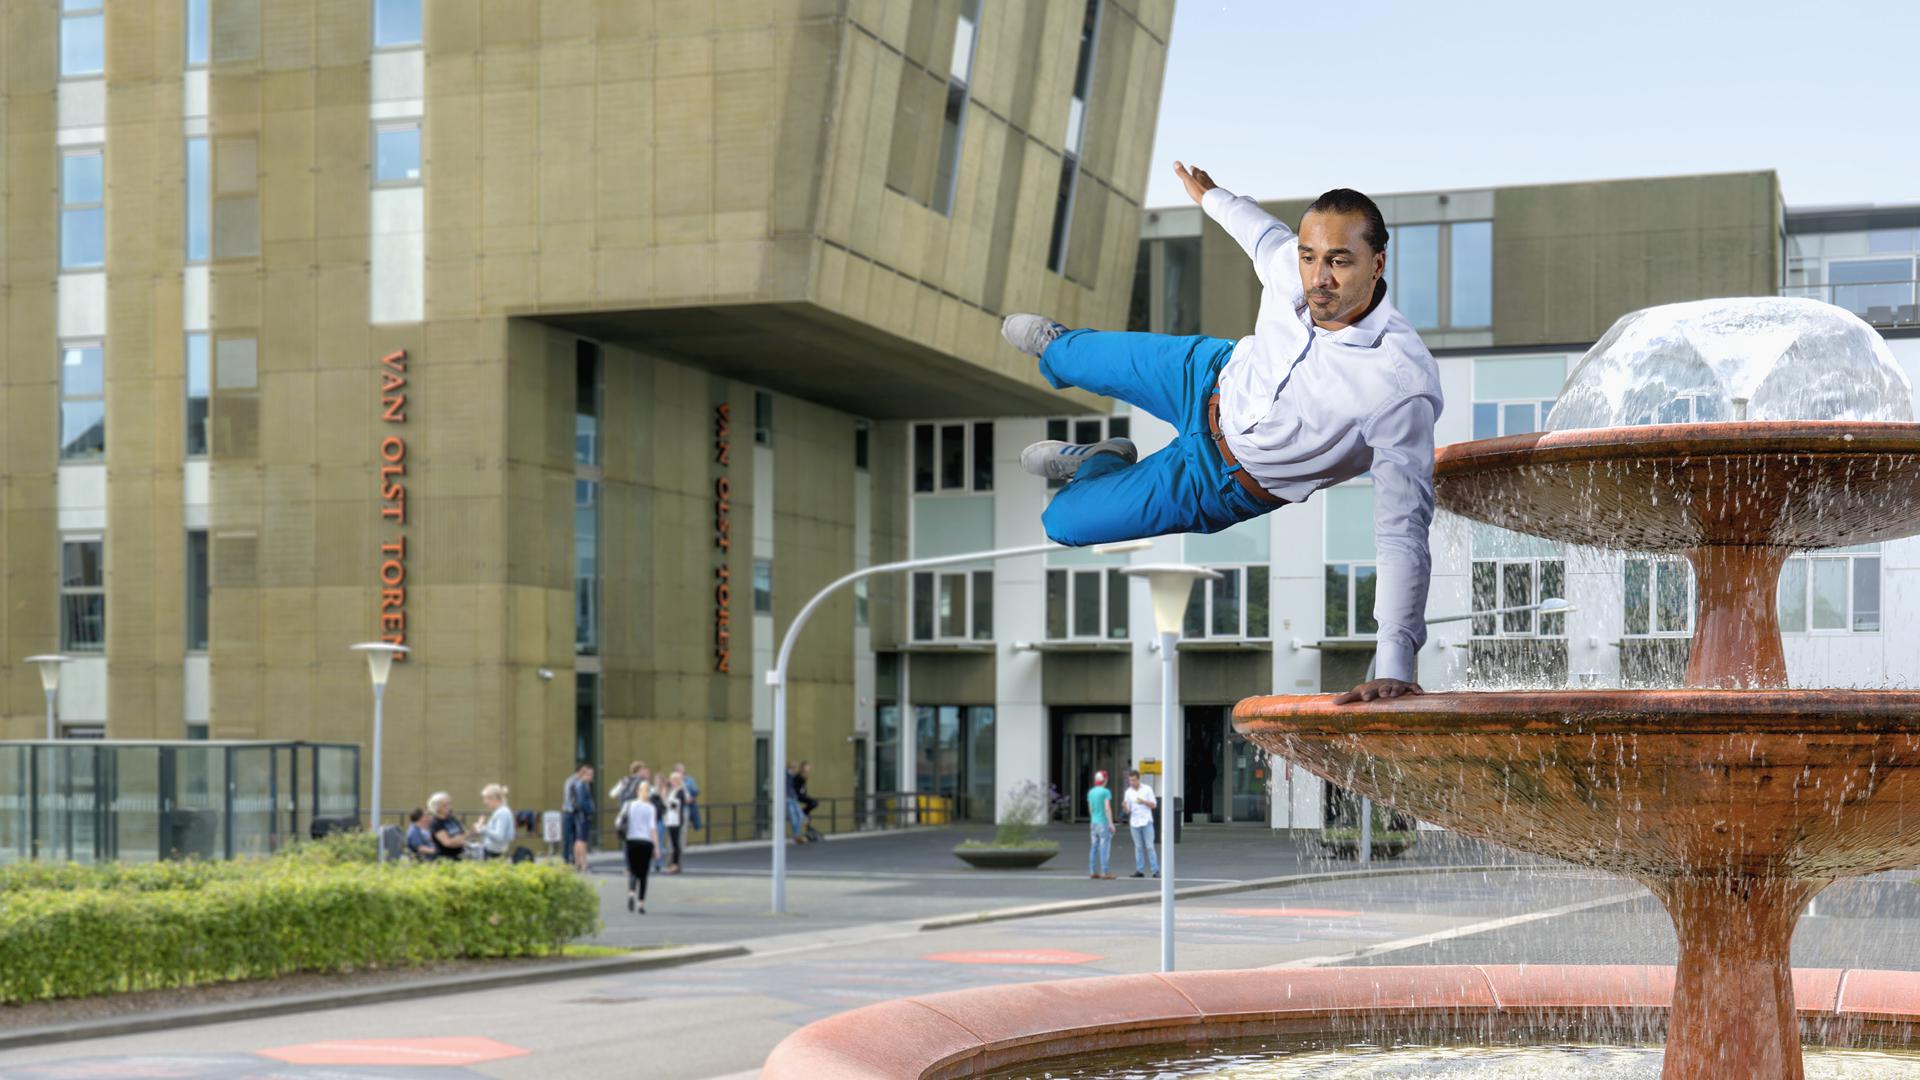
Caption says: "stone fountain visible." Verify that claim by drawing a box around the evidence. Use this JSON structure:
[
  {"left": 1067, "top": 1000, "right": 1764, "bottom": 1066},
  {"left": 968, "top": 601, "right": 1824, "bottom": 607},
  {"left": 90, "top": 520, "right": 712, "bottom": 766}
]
[{"left": 1236, "top": 297, "right": 1920, "bottom": 1080}]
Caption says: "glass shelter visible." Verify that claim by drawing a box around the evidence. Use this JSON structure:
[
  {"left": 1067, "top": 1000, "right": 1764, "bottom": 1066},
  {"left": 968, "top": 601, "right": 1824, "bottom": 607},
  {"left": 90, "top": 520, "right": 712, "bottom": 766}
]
[{"left": 0, "top": 740, "right": 359, "bottom": 863}]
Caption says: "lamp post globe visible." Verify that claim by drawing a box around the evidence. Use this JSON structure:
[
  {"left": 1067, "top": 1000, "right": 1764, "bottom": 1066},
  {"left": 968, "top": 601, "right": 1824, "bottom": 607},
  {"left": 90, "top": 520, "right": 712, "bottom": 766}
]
[{"left": 23, "top": 655, "right": 72, "bottom": 741}]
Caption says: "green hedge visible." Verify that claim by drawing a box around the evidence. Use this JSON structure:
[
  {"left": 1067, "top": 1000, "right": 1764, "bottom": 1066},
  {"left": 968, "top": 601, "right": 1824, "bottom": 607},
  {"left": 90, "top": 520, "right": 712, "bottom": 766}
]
[{"left": 0, "top": 852, "right": 599, "bottom": 1003}]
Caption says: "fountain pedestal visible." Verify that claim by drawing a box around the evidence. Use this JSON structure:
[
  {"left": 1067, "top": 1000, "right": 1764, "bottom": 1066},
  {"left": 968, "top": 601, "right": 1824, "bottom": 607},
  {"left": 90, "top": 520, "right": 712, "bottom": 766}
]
[{"left": 1236, "top": 421, "right": 1920, "bottom": 1080}]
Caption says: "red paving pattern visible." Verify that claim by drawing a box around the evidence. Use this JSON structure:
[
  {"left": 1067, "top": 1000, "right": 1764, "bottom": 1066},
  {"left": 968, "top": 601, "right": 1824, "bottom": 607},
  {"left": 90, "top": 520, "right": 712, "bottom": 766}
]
[
  {"left": 921, "top": 949, "right": 1103, "bottom": 966},
  {"left": 260, "top": 1036, "right": 530, "bottom": 1066}
]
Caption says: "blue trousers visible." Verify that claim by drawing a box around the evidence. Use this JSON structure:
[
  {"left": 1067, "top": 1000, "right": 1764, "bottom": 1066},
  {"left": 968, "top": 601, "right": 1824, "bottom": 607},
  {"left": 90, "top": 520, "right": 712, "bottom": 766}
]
[
  {"left": 1088, "top": 822, "right": 1113, "bottom": 875},
  {"left": 1038, "top": 330, "right": 1280, "bottom": 546},
  {"left": 1130, "top": 821, "right": 1160, "bottom": 874}
]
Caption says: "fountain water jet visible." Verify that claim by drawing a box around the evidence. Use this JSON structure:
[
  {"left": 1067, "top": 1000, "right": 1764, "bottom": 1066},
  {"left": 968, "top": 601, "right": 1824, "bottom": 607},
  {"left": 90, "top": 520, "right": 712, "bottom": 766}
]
[{"left": 1236, "top": 300, "right": 1920, "bottom": 1080}]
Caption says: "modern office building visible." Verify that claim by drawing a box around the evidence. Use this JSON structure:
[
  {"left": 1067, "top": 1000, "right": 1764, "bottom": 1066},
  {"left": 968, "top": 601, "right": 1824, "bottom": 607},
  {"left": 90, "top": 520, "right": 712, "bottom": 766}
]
[
  {"left": 0, "top": 0, "right": 1176, "bottom": 828},
  {"left": 895, "top": 171, "right": 1920, "bottom": 832}
]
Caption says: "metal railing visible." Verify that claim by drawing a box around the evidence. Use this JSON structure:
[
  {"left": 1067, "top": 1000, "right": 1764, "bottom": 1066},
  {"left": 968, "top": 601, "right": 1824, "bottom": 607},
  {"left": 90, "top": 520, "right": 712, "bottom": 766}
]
[{"left": 1782, "top": 282, "right": 1920, "bottom": 327}]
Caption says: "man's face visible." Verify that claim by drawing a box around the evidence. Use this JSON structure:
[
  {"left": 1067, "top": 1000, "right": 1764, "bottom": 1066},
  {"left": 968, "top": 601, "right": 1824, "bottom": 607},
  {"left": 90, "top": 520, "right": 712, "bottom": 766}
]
[
  {"left": 1297, "top": 210, "right": 1384, "bottom": 325},
  {"left": 1128, "top": 775, "right": 1139, "bottom": 788},
  {"left": 582, "top": 766, "right": 594, "bottom": 782}
]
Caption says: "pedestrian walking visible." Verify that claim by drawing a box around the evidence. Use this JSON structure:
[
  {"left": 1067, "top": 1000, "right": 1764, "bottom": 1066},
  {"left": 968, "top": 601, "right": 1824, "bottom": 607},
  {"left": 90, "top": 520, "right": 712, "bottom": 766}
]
[
  {"left": 1122, "top": 770, "right": 1160, "bottom": 878},
  {"left": 474, "top": 784, "right": 515, "bottom": 859},
  {"left": 785, "top": 762, "right": 809, "bottom": 845},
  {"left": 616, "top": 780, "right": 660, "bottom": 914},
  {"left": 662, "top": 770, "right": 688, "bottom": 873},
  {"left": 1086, "top": 771, "right": 1116, "bottom": 879},
  {"left": 561, "top": 763, "right": 596, "bottom": 872},
  {"left": 610, "top": 760, "right": 649, "bottom": 805}
]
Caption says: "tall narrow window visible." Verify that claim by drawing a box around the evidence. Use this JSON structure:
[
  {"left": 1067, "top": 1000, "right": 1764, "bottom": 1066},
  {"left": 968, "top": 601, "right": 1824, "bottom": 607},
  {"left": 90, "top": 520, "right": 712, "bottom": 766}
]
[
  {"left": 373, "top": 0, "right": 422, "bottom": 47},
  {"left": 61, "top": 0, "right": 104, "bottom": 77},
  {"left": 854, "top": 421, "right": 871, "bottom": 471},
  {"left": 186, "top": 530, "right": 210, "bottom": 651},
  {"left": 574, "top": 480, "right": 599, "bottom": 655},
  {"left": 61, "top": 148, "right": 105, "bottom": 269},
  {"left": 753, "top": 559, "right": 774, "bottom": 615},
  {"left": 930, "top": 0, "right": 982, "bottom": 215},
  {"left": 60, "top": 343, "right": 105, "bottom": 461},
  {"left": 373, "top": 121, "right": 422, "bottom": 186},
  {"left": 754, "top": 390, "right": 773, "bottom": 446},
  {"left": 185, "top": 137, "right": 211, "bottom": 262},
  {"left": 185, "top": 334, "right": 211, "bottom": 457},
  {"left": 185, "top": 0, "right": 210, "bottom": 66},
  {"left": 1047, "top": 0, "right": 1101, "bottom": 273},
  {"left": 574, "top": 340, "right": 601, "bottom": 467},
  {"left": 62, "top": 538, "right": 106, "bottom": 653}
]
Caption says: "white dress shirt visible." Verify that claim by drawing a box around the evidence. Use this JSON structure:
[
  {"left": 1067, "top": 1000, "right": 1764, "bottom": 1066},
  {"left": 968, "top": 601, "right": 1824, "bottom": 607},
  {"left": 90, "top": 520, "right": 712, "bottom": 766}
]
[
  {"left": 1201, "top": 187, "right": 1444, "bottom": 683},
  {"left": 1122, "top": 784, "right": 1156, "bottom": 828}
]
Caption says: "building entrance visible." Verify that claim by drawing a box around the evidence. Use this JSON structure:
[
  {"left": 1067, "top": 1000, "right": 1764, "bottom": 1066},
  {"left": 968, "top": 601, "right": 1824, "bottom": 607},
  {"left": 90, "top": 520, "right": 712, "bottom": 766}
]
[
  {"left": 1049, "top": 710, "right": 1130, "bottom": 822},
  {"left": 1183, "top": 705, "right": 1269, "bottom": 824}
]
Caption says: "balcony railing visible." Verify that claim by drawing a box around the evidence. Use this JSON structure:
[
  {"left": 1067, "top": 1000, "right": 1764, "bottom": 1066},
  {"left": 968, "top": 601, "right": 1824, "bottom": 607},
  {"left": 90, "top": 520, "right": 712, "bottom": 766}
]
[{"left": 1783, "top": 282, "right": 1920, "bottom": 328}]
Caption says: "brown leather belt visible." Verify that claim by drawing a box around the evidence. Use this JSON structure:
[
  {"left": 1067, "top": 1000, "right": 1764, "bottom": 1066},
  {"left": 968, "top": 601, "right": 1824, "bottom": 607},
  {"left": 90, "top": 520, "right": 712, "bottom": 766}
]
[{"left": 1206, "top": 393, "right": 1285, "bottom": 505}]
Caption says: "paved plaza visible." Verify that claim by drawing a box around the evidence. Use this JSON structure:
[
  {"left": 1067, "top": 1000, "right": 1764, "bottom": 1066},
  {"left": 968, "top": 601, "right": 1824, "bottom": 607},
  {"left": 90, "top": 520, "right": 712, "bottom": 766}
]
[{"left": 2, "top": 828, "right": 1917, "bottom": 1079}]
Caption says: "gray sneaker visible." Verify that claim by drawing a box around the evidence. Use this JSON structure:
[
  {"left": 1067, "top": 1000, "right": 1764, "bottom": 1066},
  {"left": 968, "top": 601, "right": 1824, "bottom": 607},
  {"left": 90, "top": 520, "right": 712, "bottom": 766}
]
[
  {"left": 1002, "top": 313, "right": 1068, "bottom": 357},
  {"left": 1021, "top": 438, "right": 1137, "bottom": 481}
]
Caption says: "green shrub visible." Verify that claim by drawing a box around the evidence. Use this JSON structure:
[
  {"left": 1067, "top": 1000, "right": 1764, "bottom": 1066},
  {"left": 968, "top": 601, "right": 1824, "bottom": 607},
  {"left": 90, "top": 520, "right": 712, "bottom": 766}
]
[{"left": 0, "top": 860, "right": 599, "bottom": 1003}]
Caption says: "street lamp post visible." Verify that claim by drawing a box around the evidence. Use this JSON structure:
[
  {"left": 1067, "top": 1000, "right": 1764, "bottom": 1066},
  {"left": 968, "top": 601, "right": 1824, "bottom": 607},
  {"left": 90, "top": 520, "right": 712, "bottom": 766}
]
[
  {"left": 1347, "top": 597, "right": 1573, "bottom": 866},
  {"left": 350, "top": 642, "right": 411, "bottom": 861},
  {"left": 24, "top": 656, "right": 72, "bottom": 741},
  {"left": 766, "top": 538, "right": 1152, "bottom": 915},
  {"left": 1120, "top": 564, "right": 1220, "bottom": 974}
]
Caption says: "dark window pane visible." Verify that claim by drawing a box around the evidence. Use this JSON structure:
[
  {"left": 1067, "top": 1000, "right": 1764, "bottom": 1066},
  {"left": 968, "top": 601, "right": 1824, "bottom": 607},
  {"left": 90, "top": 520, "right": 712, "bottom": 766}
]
[
  {"left": 972, "top": 422, "right": 993, "bottom": 491},
  {"left": 1046, "top": 569, "right": 1068, "bottom": 639},
  {"left": 1106, "top": 567, "right": 1129, "bottom": 639},
  {"left": 939, "top": 574, "right": 965, "bottom": 637},
  {"left": 63, "top": 541, "right": 104, "bottom": 588},
  {"left": 1072, "top": 569, "right": 1101, "bottom": 638},
  {"left": 1471, "top": 561, "right": 1498, "bottom": 636},
  {"left": 971, "top": 570, "right": 992, "bottom": 640},
  {"left": 1074, "top": 419, "right": 1102, "bottom": 445},
  {"left": 912, "top": 572, "right": 935, "bottom": 640},
  {"left": 1046, "top": 419, "right": 1069, "bottom": 442},
  {"left": 931, "top": 82, "right": 965, "bottom": 215},
  {"left": 1656, "top": 561, "right": 1692, "bottom": 634},
  {"left": 854, "top": 423, "right": 870, "bottom": 471},
  {"left": 1354, "top": 565, "right": 1379, "bottom": 635},
  {"left": 63, "top": 594, "right": 105, "bottom": 652},
  {"left": 754, "top": 390, "right": 773, "bottom": 445},
  {"left": 1211, "top": 568, "right": 1240, "bottom": 637},
  {"left": 939, "top": 424, "right": 965, "bottom": 489},
  {"left": 913, "top": 425, "right": 935, "bottom": 492},
  {"left": 1127, "top": 240, "right": 1151, "bottom": 331},
  {"left": 1624, "top": 560, "right": 1650, "bottom": 635},
  {"left": 574, "top": 340, "right": 600, "bottom": 466},
  {"left": 1325, "top": 564, "right": 1350, "bottom": 637},
  {"left": 1107, "top": 416, "right": 1129, "bottom": 440},
  {"left": 1184, "top": 577, "right": 1207, "bottom": 639},
  {"left": 1540, "top": 560, "right": 1566, "bottom": 636},
  {"left": 1501, "top": 562, "right": 1533, "bottom": 634},
  {"left": 1164, "top": 237, "right": 1201, "bottom": 336},
  {"left": 1047, "top": 157, "right": 1077, "bottom": 273},
  {"left": 1246, "top": 566, "right": 1269, "bottom": 638},
  {"left": 753, "top": 559, "right": 773, "bottom": 614},
  {"left": 186, "top": 530, "right": 210, "bottom": 651}
]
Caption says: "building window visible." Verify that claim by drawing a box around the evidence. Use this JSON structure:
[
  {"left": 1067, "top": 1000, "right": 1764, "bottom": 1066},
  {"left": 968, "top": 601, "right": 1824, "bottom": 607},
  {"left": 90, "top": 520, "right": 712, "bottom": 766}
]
[
  {"left": 1470, "top": 356, "right": 1564, "bottom": 439},
  {"left": 1624, "top": 557, "right": 1695, "bottom": 637},
  {"left": 1323, "top": 484, "right": 1377, "bottom": 638},
  {"left": 1045, "top": 567, "right": 1128, "bottom": 640},
  {"left": 754, "top": 390, "right": 773, "bottom": 446},
  {"left": 186, "top": 529, "right": 210, "bottom": 652},
  {"left": 854, "top": 421, "right": 870, "bottom": 471},
  {"left": 186, "top": 137, "right": 211, "bottom": 262},
  {"left": 574, "top": 479, "right": 599, "bottom": 655},
  {"left": 1047, "top": 0, "right": 1101, "bottom": 273},
  {"left": 574, "top": 340, "right": 601, "bottom": 467},
  {"left": 1182, "top": 565, "right": 1270, "bottom": 640},
  {"left": 61, "top": 148, "right": 105, "bottom": 270},
  {"left": 929, "top": 0, "right": 981, "bottom": 215},
  {"left": 1324, "top": 562, "right": 1378, "bottom": 639},
  {"left": 186, "top": 333, "right": 211, "bottom": 457},
  {"left": 1043, "top": 414, "right": 1129, "bottom": 490},
  {"left": 753, "top": 559, "right": 773, "bottom": 615},
  {"left": 1471, "top": 558, "right": 1566, "bottom": 637},
  {"left": 1828, "top": 258, "right": 1916, "bottom": 323},
  {"left": 373, "top": 121, "right": 422, "bottom": 186},
  {"left": 854, "top": 578, "right": 869, "bottom": 627},
  {"left": 1384, "top": 220, "right": 1494, "bottom": 332},
  {"left": 185, "top": 0, "right": 210, "bottom": 66},
  {"left": 61, "top": 0, "right": 104, "bottom": 77},
  {"left": 62, "top": 537, "right": 106, "bottom": 653},
  {"left": 1779, "top": 545, "right": 1880, "bottom": 633},
  {"left": 373, "top": 0, "right": 422, "bottom": 48},
  {"left": 59, "top": 343, "right": 105, "bottom": 461},
  {"left": 575, "top": 672, "right": 600, "bottom": 776},
  {"left": 911, "top": 421, "right": 994, "bottom": 493},
  {"left": 911, "top": 569, "right": 993, "bottom": 642}
]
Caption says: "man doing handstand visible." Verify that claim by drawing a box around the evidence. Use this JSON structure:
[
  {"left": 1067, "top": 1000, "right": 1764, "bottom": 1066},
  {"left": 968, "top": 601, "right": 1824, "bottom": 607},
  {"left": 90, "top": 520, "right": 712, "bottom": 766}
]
[{"left": 1001, "top": 164, "right": 1442, "bottom": 704}]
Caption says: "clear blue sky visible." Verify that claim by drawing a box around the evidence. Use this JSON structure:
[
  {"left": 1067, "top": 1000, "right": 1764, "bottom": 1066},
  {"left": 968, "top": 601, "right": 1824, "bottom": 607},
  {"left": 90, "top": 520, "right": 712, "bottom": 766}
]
[{"left": 1144, "top": 1, "right": 1918, "bottom": 209}]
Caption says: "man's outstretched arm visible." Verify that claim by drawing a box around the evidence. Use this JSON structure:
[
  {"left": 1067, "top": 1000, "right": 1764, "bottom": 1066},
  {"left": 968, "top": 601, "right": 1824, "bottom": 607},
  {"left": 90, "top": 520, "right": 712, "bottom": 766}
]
[
  {"left": 1174, "top": 162, "right": 1299, "bottom": 301},
  {"left": 1333, "top": 395, "right": 1438, "bottom": 704}
]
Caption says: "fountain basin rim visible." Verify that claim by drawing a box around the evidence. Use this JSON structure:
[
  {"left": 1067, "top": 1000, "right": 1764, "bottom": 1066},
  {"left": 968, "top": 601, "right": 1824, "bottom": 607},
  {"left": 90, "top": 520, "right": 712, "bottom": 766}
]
[
  {"left": 1436, "top": 420, "right": 1920, "bottom": 474},
  {"left": 760, "top": 965, "right": 1920, "bottom": 1080},
  {"left": 1233, "top": 688, "right": 1920, "bottom": 736}
]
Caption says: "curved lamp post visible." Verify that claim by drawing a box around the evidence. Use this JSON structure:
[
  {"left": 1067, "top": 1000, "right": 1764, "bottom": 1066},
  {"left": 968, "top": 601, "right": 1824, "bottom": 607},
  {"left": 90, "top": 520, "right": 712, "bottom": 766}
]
[
  {"left": 350, "top": 642, "right": 410, "bottom": 861},
  {"left": 767, "top": 538, "right": 1153, "bottom": 915},
  {"left": 1120, "top": 563, "right": 1220, "bottom": 973},
  {"left": 24, "top": 655, "right": 72, "bottom": 741},
  {"left": 1349, "top": 596, "right": 1574, "bottom": 864}
]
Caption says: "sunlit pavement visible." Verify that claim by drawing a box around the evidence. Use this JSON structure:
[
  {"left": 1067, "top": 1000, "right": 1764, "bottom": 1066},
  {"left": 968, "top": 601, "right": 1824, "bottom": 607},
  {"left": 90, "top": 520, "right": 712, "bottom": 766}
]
[{"left": 7, "top": 833, "right": 1912, "bottom": 1080}]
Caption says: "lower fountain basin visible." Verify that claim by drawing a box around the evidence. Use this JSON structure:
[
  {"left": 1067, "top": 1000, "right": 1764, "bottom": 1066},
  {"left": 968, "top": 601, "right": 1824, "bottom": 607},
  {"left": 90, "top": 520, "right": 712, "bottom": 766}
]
[
  {"left": 1231, "top": 690, "right": 1920, "bottom": 880},
  {"left": 760, "top": 966, "right": 1920, "bottom": 1079}
]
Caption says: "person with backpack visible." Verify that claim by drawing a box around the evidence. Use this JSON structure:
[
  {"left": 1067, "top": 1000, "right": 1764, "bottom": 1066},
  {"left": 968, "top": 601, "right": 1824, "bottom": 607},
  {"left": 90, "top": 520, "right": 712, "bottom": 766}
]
[
  {"left": 675, "top": 761, "right": 703, "bottom": 833},
  {"left": 615, "top": 780, "right": 660, "bottom": 914}
]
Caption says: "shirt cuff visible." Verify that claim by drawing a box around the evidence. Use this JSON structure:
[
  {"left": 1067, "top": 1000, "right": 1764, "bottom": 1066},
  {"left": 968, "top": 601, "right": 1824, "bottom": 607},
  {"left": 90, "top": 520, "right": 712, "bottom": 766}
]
[
  {"left": 1200, "top": 185, "right": 1237, "bottom": 218},
  {"left": 1372, "top": 640, "right": 1417, "bottom": 684}
]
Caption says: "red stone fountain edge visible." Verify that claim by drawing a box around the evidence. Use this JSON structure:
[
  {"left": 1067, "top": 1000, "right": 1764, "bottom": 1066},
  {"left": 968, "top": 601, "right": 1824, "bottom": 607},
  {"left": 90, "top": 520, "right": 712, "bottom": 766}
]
[{"left": 760, "top": 965, "right": 1920, "bottom": 1079}]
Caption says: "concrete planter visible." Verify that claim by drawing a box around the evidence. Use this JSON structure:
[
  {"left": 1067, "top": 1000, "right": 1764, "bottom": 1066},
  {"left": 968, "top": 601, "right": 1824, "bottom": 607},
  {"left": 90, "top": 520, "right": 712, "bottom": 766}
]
[{"left": 952, "top": 845, "right": 1059, "bottom": 870}]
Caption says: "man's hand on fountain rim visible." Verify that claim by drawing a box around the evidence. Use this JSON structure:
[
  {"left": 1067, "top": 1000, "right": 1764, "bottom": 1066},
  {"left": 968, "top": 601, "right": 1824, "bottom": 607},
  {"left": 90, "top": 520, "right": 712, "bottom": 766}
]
[{"left": 1332, "top": 679, "right": 1423, "bottom": 705}]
